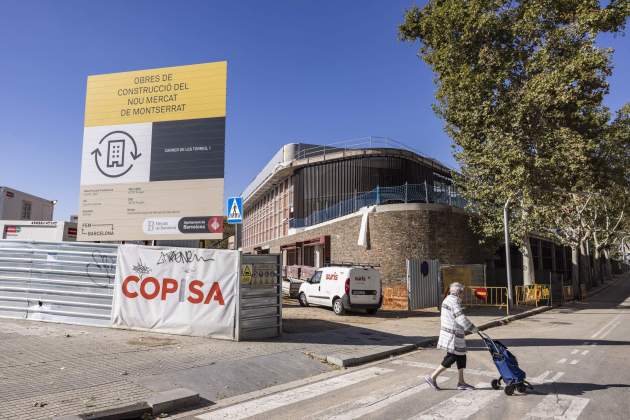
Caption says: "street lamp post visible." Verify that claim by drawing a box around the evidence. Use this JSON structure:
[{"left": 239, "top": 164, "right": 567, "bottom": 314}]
[
  {"left": 504, "top": 196, "right": 514, "bottom": 314},
  {"left": 622, "top": 235, "right": 630, "bottom": 264},
  {"left": 50, "top": 200, "right": 58, "bottom": 220}
]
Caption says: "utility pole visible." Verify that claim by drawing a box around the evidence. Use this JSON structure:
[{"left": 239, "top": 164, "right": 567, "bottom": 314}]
[{"left": 504, "top": 196, "right": 514, "bottom": 314}]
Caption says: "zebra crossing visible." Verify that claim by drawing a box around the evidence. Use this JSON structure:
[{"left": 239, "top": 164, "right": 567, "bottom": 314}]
[
  {"left": 196, "top": 361, "right": 589, "bottom": 420},
  {"left": 194, "top": 306, "right": 630, "bottom": 420}
]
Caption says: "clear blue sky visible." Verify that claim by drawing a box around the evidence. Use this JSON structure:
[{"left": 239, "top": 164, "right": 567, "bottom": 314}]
[{"left": 1, "top": 1, "right": 628, "bottom": 221}]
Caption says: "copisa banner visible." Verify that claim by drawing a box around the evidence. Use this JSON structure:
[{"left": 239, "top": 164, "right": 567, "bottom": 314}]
[{"left": 112, "top": 244, "right": 239, "bottom": 339}]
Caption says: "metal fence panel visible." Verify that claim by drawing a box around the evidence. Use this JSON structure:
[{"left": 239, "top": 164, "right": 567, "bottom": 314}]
[
  {"left": 406, "top": 259, "right": 441, "bottom": 310},
  {"left": 0, "top": 240, "right": 117, "bottom": 327},
  {"left": 238, "top": 254, "right": 282, "bottom": 340}
]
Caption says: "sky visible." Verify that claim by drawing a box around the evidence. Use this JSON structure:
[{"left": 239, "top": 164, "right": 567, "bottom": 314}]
[{"left": 0, "top": 1, "right": 628, "bottom": 221}]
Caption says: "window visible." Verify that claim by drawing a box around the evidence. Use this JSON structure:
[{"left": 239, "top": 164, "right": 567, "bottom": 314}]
[
  {"left": 310, "top": 271, "right": 322, "bottom": 284},
  {"left": 21, "top": 201, "right": 32, "bottom": 220},
  {"left": 303, "top": 246, "right": 315, "bottom": 267}
]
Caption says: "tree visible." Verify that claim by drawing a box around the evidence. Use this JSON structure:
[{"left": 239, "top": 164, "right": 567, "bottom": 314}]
[
  {"left": 400, "top": 0, "right": 629, "bottom": 286},
  {"left": 545, "top": 102, "right": 629, "bottom": 292},
  {"left": 595, "top": 104, "right": 630, "bottom": 276}
]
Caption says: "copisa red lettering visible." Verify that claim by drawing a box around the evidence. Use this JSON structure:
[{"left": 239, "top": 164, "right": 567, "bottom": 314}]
[{"left": 121, "top": 276, "right": 225, "bottom": 305}]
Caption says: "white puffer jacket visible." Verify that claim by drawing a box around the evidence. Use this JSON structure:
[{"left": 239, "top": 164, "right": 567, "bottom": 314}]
[{"left": 437, "top": 293, "right": 475, "bottom": 355}]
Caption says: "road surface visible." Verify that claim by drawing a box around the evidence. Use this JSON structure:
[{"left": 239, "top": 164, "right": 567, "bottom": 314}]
[{"left": 189, "top": 278, "right": 630, "bottom": 420}]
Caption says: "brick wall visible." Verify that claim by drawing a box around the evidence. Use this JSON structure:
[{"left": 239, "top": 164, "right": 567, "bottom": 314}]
[{"left": 246, "top": 204, "right": 485, "bottom": 285}]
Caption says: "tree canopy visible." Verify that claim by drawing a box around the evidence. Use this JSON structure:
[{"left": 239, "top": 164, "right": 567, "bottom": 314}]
[{"left": 400, "top": 0, "right": 629, "bottom": 284}]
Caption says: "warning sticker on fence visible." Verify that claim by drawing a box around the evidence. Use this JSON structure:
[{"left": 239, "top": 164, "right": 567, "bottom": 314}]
[
  {"left": 251, "top": 264, "right": 277, "bottom": 287},
  {"left": 241, "top": 264, "right": 253, "bottom": 284}
]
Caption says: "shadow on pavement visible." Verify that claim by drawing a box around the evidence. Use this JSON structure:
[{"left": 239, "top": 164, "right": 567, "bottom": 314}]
[
  {"left": 283, "top": 299, "right": 441, "bottom": 319},
  {"left": 529, "top": 382, "right": 630, "bottom": 396},
  {"left": 276, "top": 318, "right": 431, "bottom": 346},
  {"left": 554, "top": 277, "right": 630, "bottom": 314},
  {"left": 465, "top": 337, "right": 630, "bottom": 349}
]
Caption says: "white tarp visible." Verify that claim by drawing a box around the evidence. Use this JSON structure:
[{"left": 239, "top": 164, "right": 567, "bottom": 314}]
[
  {"left": 357, "top": 206, "right": 375, "bottom": 248},
  {"left": 112, "top": 244, "right": 239, "bottom": 339}
]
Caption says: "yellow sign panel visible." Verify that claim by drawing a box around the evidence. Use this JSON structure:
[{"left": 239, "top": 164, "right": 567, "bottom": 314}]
[
  {"left": 84, "top": 61, "right": 227, "bottom": 127},
  {"left": 241, "top": 264, "right": 253, "bottom": 284}
]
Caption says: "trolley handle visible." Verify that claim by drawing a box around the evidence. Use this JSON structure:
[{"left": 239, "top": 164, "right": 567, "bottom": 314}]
[{"left": 478, "top": 331, "right": 500, "bottom": 354}]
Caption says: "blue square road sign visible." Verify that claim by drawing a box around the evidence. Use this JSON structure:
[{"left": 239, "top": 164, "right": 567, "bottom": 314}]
[{"left": 227, "top": 197, "right": 243, "bottom": 224}]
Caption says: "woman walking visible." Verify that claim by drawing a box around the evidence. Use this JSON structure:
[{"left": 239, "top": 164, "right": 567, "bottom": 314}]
[{"left": 425, "top": 282, "right": 478, "bottom": 390}]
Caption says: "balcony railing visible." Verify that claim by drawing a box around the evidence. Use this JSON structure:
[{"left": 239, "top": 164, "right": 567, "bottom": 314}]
[{"left": 289, "top": 183, "right": 467, "bottom": 229}]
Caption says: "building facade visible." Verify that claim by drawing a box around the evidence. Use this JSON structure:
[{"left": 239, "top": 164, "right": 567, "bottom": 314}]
[
  {"left": 241, "top": 140, "right": 485, "bottom": 284},
  {"left": 0, "top": 186, "right": 55, "bottom": 221}
]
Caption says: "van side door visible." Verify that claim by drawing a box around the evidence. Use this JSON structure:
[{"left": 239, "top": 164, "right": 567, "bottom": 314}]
[
  {"left": 321, "top": 270, "right": 341, "bottom": 305},
  {"left": 305, "top": 271, "right": 326, "bottom": 305}
]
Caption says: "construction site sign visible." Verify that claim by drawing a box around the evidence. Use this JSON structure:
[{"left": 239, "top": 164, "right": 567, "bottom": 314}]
[{"left": 78, "top": 62, "right": 227, "bottom": 241}]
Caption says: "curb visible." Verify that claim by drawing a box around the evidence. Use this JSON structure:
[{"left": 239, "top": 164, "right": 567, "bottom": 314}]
[
  {"left": 326, "top": 305, "right": 552, "bottom": 368},
  {"left": 53, "top": 388, "right": 199, "bottom": 420},
  {"left": 327, "top": 340, "right": 433, "bottom": 368},
  {"left": 474, "top": 306, "right": 552, "bottom": 331}
]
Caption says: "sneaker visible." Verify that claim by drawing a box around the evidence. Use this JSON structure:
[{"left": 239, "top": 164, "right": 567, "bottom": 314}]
[
  {"left": 457, "top": 383, "right": 475, "bottom": 390},
  {"left": 424, "top": 375, "right": 440, "bottom": 391}
]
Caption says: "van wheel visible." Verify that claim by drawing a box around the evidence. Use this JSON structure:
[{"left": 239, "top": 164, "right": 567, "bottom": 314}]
[
  {"left": 298, "top": 293, "right": 309, "bottom": 307},
  {"left": 333, "top": 298, "right": 345, "bottom": 315},
  {"left": 366, "top": 308, "right": 378, "bottom": 315}
]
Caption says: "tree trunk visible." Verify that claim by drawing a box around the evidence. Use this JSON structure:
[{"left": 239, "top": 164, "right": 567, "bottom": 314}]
[
  {"left": 522, "top": 235, "right": 536, "bottom": 286},
  {"left": 604, "top": 249, "right": 612, "bottom": 281},
  {"left": 579, "top": 240, "right": 591, "bottom": 290},
  {"left": 571, "top": 245, "right": 579, "bottom": 299},
  {"left": 592, "top": 247, "right": 601, "bottom": 286}
]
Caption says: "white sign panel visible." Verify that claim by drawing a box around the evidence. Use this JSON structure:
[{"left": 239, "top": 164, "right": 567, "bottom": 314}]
[
  {"left": 112, "top": 244, "right": 239, "bottom": 339},
  {"left": 80, "top": 123, "right": 153, "bottom": 185}
]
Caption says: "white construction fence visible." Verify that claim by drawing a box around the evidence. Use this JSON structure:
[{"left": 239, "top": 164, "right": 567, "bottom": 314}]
[{"left": 0, "top": 240, "right": 280, "bottom": 341}]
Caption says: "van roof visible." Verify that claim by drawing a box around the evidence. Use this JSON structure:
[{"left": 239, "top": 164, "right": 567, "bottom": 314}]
[{"left": 325, "top": 262, "right": 380, "bottom": 268}]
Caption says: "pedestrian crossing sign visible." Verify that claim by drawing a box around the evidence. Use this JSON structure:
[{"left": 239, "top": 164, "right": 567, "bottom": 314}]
[{"left": 227, "top": 196, "right": 243, "bottom": 224}]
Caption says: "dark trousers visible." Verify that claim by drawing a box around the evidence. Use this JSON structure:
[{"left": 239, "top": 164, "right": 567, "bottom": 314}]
[{"left": 441, "top": 352, "right": 467, "bottom": 369}]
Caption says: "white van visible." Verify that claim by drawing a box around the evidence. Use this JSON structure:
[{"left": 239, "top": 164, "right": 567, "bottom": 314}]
[{"left": 298, "top": 266, "right": 382, "bottom": 315}]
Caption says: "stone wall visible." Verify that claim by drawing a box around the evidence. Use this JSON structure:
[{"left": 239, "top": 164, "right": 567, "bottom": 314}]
[{"left": 246, "top": 203, "right": 486, "bottom": 285}]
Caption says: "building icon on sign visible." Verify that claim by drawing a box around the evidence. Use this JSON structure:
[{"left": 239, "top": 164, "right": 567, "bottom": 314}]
[{"left": 107, "top": 139, "right": 125, "bottom": 168}]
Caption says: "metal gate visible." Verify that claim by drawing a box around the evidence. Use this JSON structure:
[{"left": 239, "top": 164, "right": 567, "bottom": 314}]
[
  {"left": 0, "top": 240, "right": 117, "bottom": 326},
  {"left": 406, "top": 259, "right": 441, "bottom": 310},
  {"left": 237, "top": 254, "right": 282, "bottom": 340}
]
